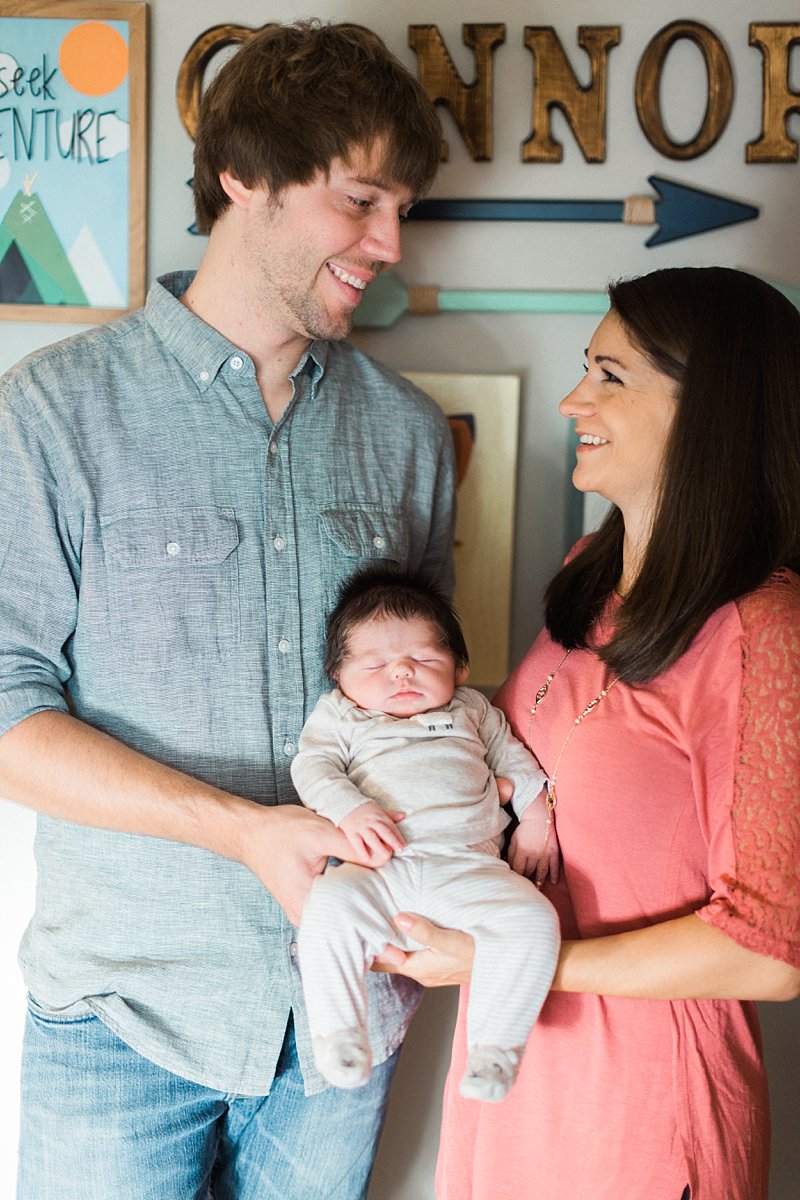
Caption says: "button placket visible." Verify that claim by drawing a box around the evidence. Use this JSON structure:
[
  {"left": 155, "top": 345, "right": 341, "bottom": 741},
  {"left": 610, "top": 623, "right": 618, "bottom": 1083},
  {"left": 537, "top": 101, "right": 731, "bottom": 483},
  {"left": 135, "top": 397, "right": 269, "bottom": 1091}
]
[{"left": 262, "top": 377, "right": 305, "bottom": 801}]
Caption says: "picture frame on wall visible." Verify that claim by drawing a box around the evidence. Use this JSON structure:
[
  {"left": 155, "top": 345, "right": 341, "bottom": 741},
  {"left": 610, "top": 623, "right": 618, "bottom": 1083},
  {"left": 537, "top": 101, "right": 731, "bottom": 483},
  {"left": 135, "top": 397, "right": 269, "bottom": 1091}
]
[
  {"left": 404, "top": 372, "right": 521, "bottom": 692},
  {"left": 0, "top": 1, "right": 147, "bottom": 324}
]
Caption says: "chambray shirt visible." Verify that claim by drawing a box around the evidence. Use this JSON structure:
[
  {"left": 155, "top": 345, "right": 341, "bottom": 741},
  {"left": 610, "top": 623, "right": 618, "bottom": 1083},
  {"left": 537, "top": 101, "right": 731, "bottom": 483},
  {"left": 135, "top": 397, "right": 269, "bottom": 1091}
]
[{"left": 0, "top": 271, "right": 456, "bottom": 1094}]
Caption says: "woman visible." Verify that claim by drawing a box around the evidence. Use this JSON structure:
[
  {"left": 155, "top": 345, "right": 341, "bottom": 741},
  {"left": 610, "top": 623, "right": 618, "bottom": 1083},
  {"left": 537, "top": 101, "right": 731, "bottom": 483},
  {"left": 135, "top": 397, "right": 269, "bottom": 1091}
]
[{"left": 381, "top": 267, "right": 800, "bottom": 1199}]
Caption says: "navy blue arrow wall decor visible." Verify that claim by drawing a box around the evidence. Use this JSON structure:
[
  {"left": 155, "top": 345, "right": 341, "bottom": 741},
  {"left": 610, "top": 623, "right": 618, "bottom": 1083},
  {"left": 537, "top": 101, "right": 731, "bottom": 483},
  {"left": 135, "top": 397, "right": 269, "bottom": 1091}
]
[{"left": 407, "top": 176, "right": 759, "bottom": 247}]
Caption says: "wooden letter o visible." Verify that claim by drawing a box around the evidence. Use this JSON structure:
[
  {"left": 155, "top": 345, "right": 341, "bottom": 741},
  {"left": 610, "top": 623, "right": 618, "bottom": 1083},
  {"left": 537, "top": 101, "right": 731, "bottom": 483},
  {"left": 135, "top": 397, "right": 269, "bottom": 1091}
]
[{"left": 635, "top": 21, "right": 733, "bottom": 160}]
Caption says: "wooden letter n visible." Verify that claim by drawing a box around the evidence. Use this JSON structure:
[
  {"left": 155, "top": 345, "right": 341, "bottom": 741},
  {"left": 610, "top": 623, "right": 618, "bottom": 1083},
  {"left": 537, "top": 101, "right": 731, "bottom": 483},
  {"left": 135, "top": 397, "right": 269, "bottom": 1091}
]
[
  {"left": 522, "top": 26, "right": 621, "bottom": 163},
  {"left": 408, "top": 24, "right": 506, "bottom": 161}
]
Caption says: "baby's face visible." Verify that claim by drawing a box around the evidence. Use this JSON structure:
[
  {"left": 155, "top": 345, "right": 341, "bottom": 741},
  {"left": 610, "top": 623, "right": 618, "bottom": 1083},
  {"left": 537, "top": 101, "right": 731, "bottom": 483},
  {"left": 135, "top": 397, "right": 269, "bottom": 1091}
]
[{"left": 337, "top": 614, "right": 468, "bottom": 718}]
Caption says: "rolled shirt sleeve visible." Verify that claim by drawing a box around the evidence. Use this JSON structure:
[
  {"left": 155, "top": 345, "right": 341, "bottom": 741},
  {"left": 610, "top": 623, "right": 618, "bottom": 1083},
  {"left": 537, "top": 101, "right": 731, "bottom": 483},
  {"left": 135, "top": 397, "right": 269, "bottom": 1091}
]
[{"left": 0, "top": 372, "right": 76, "bottom": 734}]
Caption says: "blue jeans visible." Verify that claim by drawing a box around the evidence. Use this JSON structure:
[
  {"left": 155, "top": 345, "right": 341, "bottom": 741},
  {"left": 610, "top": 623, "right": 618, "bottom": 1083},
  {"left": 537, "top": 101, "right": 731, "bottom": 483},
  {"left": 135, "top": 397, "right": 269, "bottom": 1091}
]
[{"left": 18, "top": 998, "right": 398, "bottom": 1200}]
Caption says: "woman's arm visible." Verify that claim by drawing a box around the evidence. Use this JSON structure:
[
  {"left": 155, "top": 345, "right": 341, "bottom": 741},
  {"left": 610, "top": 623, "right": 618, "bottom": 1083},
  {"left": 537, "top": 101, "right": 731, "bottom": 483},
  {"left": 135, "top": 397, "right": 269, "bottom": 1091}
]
[
  {"left": 556, "top": 913, "right": 800, "bottom": 1001},
  {"left": 376, "top": 910, "right": 800, "bottom": 1002},
  {"left": 376, "top": 577, "right": 800, "bottom": 1000}
]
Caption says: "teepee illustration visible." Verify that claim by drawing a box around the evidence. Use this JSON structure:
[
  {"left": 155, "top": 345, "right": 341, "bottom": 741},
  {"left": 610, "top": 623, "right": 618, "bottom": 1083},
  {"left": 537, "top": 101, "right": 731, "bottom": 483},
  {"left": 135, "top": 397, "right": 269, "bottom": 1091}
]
[{"left": 0, "top": 173, "right": 88, "bottom": 306}]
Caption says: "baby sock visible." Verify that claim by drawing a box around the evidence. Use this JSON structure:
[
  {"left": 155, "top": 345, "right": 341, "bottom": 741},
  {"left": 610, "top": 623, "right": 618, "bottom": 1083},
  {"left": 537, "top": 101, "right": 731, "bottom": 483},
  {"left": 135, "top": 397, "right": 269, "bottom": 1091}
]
[
  {"left": 459, "top": 1045, "right": 521, "bottom": 1102},
  {"left": 313, "top": 1029, "right": 372, "bottom": 1089}
]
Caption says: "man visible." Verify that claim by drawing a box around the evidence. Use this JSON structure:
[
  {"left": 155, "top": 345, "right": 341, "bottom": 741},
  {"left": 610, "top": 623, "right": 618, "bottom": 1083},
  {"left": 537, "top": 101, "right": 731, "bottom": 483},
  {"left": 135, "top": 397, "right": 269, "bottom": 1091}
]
[{"left": 0, "top": 21, "right": 454, "bottom": 1200}]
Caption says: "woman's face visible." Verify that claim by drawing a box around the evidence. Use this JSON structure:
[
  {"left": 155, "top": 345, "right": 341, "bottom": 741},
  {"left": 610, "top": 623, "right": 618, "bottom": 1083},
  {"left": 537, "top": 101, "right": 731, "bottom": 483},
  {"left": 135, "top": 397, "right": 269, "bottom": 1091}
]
[{"left": 559, "top": 311, "right": 679, "bottom": 521}]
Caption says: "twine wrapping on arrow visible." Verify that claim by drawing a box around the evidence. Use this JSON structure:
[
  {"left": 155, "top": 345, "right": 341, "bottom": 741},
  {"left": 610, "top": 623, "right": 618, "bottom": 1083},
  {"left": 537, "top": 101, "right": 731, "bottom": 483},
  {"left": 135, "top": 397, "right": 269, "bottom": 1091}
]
[
  {"left": 623, "top": 195, "right": 656, "bottom": 226},
  {"left": 408, "top": 285, "right": 440, "bottom": 315}
]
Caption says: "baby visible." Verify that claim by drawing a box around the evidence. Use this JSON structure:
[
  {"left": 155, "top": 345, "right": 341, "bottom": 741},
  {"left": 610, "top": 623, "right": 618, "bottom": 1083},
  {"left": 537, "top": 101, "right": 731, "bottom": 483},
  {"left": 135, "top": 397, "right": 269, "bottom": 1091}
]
[{"left": 292, "top": 567, "right": 560, "bottom": 1102}]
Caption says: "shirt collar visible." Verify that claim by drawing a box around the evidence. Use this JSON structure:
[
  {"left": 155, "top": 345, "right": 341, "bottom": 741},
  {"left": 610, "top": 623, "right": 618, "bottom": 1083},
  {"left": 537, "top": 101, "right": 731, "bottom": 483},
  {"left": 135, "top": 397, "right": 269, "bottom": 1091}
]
[
  {"left": 145, "top": 271, "right": 330, "bottom": 395},
  {"left": 293, "top": 340, "right": 328, "bottom": 394}
]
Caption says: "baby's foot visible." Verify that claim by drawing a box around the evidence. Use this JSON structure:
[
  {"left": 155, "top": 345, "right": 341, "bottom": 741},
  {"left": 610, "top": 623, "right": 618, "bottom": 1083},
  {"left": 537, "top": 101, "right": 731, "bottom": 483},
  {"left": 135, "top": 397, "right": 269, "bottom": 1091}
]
[
  {"left": 313, "top": 1030, "right": 372, "bottom": 1089},
  {"left": 459, "top": 1045, "right": 521, "bottom": 1102}
]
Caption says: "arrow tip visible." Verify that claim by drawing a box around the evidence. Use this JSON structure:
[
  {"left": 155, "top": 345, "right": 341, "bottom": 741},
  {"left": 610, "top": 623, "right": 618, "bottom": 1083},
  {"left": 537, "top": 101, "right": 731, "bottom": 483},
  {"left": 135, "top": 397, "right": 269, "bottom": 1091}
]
[{"left": 646, "top": 176, "right": 759, "bottom": 247}]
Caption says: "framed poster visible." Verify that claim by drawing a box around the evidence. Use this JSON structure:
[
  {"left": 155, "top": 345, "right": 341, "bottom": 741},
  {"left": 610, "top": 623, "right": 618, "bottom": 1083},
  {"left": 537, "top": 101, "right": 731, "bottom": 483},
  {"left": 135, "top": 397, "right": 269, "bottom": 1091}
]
[
  {"left": 0, "top": 1, "right": 147, "bottom": 323},
  {"left": 404, "top": 372, "right": 520, "bottom": 691}
]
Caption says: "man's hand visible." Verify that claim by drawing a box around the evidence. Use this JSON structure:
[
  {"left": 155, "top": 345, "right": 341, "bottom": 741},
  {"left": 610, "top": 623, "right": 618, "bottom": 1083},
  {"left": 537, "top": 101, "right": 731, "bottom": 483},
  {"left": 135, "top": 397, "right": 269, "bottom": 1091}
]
[
  {"left": 340, "top": 801, "right": 406, "bottom": 866},
  {"left": 237, "top": 803, "right": 357, "bottom": 926}
]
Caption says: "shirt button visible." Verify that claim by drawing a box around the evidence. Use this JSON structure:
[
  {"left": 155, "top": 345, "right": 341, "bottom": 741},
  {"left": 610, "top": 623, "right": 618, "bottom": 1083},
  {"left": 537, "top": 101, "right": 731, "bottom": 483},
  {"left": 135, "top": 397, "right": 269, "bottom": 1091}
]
[
  {"left": 230, "top": 356, "right": 244, "bottom": 370},
  {"left": 269, "top": 442, "right": 278, "bottom": 456},
  {"left": 278, "top": 638, "right": 291, "bottom": 654},
  {"left": 283, "top": 741, "right": 296, "bottom": 756},
  {"left": 165, "top": 541, "right": 181, "bottom": 557},
  {"left": 199, "top": 370, "right": 210, "bottom": 383},
  {"left": 290, "top": 943, "right": 298, "bottom": 958},
  {"left": 273, "top": 536, "right": 285, "bottom": 551},
  {"left": 372, "top": 535, "right": 385, "bottom": 550}
]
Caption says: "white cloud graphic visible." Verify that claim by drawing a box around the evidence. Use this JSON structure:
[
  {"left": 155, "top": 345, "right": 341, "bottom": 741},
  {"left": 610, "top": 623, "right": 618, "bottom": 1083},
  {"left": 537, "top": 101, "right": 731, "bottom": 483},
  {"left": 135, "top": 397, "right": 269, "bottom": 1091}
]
[
  {"left": 58, "top": 111, "right": 130, "bottom": 161},
  {"left": 94, "top": 112, "right": 130, "bottom": 159}
]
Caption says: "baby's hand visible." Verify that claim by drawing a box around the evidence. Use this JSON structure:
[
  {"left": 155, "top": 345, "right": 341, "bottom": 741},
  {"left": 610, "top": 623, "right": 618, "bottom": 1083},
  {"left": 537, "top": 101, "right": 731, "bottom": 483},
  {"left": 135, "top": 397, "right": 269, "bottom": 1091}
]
[
  {"left": 340, "top": 801, "right": 406, "bottom": 868},
  {"left": 508, "top": 787, "right": 560, "bottom": 887}
]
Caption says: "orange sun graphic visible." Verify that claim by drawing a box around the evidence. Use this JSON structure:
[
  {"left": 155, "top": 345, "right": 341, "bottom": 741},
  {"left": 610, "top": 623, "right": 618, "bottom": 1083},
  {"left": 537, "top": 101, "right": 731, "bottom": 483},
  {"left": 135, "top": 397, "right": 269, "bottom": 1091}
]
[{"left": 58, "top": 21, "right": 129, "bottom": 97}]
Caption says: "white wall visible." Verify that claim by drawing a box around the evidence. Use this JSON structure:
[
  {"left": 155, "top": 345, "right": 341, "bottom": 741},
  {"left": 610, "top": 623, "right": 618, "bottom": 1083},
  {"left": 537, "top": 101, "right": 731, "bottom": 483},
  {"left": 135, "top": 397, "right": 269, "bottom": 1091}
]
[{"left": 1, "top": 1, "right": 798, "bottom": 1196}]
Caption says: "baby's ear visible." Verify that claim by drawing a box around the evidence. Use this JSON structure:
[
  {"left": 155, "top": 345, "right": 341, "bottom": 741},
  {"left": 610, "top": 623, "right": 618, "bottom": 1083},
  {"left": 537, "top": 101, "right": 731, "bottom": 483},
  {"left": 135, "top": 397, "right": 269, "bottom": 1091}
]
[{"left": 455, "top": 664, "right": 470, "bottom": 686}]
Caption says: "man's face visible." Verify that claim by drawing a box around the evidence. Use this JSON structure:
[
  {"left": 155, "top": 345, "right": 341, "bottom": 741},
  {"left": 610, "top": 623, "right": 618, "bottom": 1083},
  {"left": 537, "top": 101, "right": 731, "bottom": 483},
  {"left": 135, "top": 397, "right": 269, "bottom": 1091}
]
[{"left": 243, "top": 144, "right": 416, "bottom": 342}]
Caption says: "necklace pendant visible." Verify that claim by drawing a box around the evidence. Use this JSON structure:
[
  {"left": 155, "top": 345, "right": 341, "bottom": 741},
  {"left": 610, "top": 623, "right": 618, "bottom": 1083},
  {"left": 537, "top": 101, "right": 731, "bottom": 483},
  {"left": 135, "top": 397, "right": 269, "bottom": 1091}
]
[{"left": 528, "top": 655, "right": 620, "bottom": 816}]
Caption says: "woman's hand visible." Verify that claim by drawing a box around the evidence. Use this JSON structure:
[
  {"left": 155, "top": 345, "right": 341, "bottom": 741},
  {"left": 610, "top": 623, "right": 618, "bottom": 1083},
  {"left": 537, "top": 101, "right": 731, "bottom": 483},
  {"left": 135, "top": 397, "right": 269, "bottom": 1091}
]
[{"left": 372, "top": 913, "right": 475, "bottom": 987}]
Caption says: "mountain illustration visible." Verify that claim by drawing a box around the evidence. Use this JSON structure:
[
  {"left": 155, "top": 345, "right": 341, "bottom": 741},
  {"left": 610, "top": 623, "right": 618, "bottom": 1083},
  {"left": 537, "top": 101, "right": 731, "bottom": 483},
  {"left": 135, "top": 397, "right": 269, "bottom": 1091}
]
[
  {"left": 69, "top": 225, "right": 126, "bottom": 308},
  {"left": 0, "top": 239, "right": 45, "bottom": 304},
  {"left": 0, "top": 182, "right": 89, "bottom": 306}
]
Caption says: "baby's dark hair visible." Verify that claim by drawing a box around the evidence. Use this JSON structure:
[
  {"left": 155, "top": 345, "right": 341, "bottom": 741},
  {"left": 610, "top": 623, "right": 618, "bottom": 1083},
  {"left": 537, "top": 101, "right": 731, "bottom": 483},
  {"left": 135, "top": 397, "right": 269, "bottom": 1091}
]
[{"left": 325, "top": 567, "right": 469, "bottom": 681}]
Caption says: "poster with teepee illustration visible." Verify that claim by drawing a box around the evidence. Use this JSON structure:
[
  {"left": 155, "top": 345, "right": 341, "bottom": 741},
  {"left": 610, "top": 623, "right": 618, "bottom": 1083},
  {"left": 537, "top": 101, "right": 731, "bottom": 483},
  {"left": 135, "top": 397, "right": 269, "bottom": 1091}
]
[{"left": 0, "top": 3, "right": 146, "bottom": 324}]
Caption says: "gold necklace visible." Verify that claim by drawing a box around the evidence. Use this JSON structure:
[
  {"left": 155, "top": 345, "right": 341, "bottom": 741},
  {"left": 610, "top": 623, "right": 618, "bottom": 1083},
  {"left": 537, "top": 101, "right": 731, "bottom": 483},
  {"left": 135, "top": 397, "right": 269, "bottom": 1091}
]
[{"left": 525, "top": 649, "right": 619, "bottom": 887}]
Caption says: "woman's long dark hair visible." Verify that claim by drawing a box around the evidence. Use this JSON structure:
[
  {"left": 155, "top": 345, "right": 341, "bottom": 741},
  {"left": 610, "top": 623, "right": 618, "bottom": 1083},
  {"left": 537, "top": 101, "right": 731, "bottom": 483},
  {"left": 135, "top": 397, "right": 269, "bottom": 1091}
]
[{"left": 545, "top": 267, "right": 800, "bottom": 684}]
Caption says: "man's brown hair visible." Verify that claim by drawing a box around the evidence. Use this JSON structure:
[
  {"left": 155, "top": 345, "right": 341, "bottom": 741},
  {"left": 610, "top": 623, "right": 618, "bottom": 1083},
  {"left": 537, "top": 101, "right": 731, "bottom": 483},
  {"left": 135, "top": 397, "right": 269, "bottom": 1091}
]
[{"left": 192, "top": 20, "right": 442, "bottom": 234}]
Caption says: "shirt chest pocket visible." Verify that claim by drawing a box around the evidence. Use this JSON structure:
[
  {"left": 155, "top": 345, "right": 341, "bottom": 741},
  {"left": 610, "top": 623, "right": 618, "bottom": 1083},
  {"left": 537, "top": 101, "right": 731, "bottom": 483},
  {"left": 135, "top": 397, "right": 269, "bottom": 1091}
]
[
  {"left": 318, "top": 504, "right": 409, "bottom": 606},
  {"left": 101, "top": 506, "right": 240, "bottom": 671}
]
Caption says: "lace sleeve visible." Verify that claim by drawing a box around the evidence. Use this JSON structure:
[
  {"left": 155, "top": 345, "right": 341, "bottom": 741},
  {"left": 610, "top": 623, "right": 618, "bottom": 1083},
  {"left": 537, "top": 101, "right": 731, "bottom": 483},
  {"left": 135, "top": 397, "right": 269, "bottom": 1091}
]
[{"left": 700, "top": 573, "right": 800, "bottom": 966}]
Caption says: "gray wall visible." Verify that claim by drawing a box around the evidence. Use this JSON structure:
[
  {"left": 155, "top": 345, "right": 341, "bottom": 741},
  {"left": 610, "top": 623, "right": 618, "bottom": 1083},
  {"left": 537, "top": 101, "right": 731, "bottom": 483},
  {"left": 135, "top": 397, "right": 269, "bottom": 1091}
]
[{"left": 1, "top": 2, "right": 797, "bottom": 1195}]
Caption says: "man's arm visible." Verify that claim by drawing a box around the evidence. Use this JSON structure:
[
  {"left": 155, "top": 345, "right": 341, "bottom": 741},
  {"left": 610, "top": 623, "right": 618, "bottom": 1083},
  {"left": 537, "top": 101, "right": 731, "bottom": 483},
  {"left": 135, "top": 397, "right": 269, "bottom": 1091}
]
[
  {"left": 0, "top": 710, "right": 355, "bottom": 925},
  {"left": 0, "top": 377, "right": 356, "bottom": 925}
]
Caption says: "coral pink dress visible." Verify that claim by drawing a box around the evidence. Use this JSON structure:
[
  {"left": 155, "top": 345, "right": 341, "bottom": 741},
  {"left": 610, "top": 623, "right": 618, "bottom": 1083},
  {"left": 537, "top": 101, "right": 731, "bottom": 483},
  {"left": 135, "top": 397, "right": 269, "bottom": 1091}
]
[{"left": 436, "top": 571, "right": 800, "bottom": 1200}]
